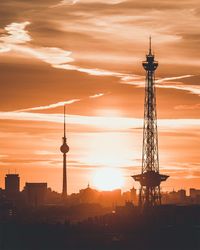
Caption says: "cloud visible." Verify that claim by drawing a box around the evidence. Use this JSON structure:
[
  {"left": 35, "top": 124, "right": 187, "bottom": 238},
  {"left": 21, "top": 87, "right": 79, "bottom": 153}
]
[
  {"left": 158, "top": 84, "right": 200, "bottom": 96},
  {"left": 53, "top": 0, "right": 126, "bottom": 7},
  {"left": 15, "top": 46, "right": 74, "bottom": 65},
  {"left": 0, "top": 21, "right": 31, "bottom": 44},
  {"left": 0, "top": 46, "right": 10, "bottom": 53},
  {"left": 0, "top": 21, "right": 74, "bottom": 66},
  {"left": 156, "top": 75, "right": 200, "bottom": 96},
  {"left": 52, "top": 0, "right": 79, "bottom": 6},
  {"left": 121, "top": 75, "right": 195, "bottom": 87},
  {"left": 14, "top": 92, "right": 106, "bottom": 112},
  {"left": 53, "top": 63, "right": 126, "bottom": 77},
  {"left": 1, "top": 22, "right": 197, "bottom": 101},
  {"left": 0, "top": 21, "right": 131, "bottom": 78},
  {"left": 175, "top": 104, "right": 200, "bottom": 110},
  {"left": 121, "top": 74, "right": 200, "bottom": 96},
  {"left": 0, "top": 21, "right": 123, "bottom": 78},
  {"left": 0, "top": 111, "right": 140, "bottom": 130},
  {"left": 0, "top": 110, "right": 199, "bottom": 132},
  {"left": 30, "top": 47, "right": 73, "bottom": 65},
  {"left": 156, "top": 75, "right": 194, "bottom": 84},
  {"left": 89, "top": 93, "right": 104, "bottom": 98},
  {"left": 16, "top": 99, "right": 81, "bottom": 112}
]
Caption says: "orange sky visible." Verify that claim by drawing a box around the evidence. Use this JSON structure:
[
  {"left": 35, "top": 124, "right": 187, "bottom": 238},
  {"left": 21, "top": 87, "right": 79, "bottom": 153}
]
[{"left": 0, "top": 0, "right": 199, "bottom": 193}]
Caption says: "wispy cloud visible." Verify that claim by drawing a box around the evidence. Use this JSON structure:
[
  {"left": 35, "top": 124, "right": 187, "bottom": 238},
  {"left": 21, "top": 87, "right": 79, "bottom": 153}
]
[
  {"left": 89, "top": 93, "right": 104, "bottom": 98},
  {"left": 14, "top": 92, "right": 106, "bottom": 112},
  {"left": 0, "top": 45, "right": 11, "bottom": 53},
  {"left": 121, "top": 74, "right": 200, "bottom": 96},
  {"left": 53, "top": 63, "right": 126, "bottom": 77},
  {"left": 175, "top": 103, "right": 200, "bottom": 110},
  {"left": 15, "top": 99, "right": 81, "bottom": 112},
  {"left": 158, "top": 84, "right": 200, "bottom": 96},
  {"left": 0, "top": 110, "right": 199, "bottom": 131},
  {"left": 0, "top": 22, "right": 199, "bottom": 99},
  {"left": 156, "top": 75, "right": 194, "bottom": 83},
  {"left": 14, "top": 46, "right": 73, "bottom": 65},
  {"left": 53, "top": 0, "right": 126, "bottom": 7},
  {"left": 156, "top": 75, "right": 200, "bottom": 96},
  {"left": 0, "top": 22, "right": 31, "bottom": 44},
  {"left": 0, "top": 21, "right": 74, "bottom": 66},
  {"left": 0, "top": 21, "right": 129, "bottom": 78},
  {"left": 52, "top": 0, "right": 79, "bottom": 7}
]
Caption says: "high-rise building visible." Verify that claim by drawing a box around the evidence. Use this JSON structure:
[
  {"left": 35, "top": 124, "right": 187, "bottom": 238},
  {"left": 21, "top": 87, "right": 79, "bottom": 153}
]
[
  {"left": 190, "top": 188, "right": 200, "bottom": 199},
  {"left": 24, "top": 182, "right": 47, "bottom": 207},
  {"left": 130, "top": 187, "right": 137, "bottom": 205},
  {"left": 132, "top": 38, "right": 169, "bottom": 208},
  {"left": 5, "top": 174, "right": 20, "bottom": 199}
]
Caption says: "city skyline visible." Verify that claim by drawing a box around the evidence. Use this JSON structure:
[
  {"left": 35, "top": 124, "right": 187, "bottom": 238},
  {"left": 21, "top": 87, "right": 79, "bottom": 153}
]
[{"left": 0, "top": 0, "right": 200, "bottom": 194}]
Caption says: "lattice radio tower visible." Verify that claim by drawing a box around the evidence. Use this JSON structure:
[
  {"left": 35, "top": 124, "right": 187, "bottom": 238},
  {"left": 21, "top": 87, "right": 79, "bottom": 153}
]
[{"left": 132, "top": 38, "right": 169, "bottom": 208}]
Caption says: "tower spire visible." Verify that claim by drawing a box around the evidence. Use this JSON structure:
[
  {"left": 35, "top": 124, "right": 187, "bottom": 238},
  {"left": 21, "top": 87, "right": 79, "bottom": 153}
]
[
  {"left": 60, "top": 105, "right": 69, "bottom": 197},
  {"left": 64, "top": 105, "right": 66, "bottom": 138},
  {"left": 132, "top": 39, "right": 169, "bottom": 209},
  {"left": 149, "top": 36, "right": 152, "bottom": 55}
]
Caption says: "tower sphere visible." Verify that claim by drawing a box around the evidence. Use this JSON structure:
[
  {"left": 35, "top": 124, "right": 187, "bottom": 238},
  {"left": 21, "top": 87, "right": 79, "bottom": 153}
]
[{"left": 60, "top": 143, "right": 69, "bottom": 153}]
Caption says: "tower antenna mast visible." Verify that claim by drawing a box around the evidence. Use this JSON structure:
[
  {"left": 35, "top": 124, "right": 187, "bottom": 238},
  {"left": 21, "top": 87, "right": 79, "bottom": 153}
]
[{"left": 132, "top": 38, "right": 169, "bottom": 208}]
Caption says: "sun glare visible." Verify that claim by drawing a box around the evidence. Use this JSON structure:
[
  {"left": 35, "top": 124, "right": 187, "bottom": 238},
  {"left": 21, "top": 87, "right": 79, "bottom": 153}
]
[{"left": 92, "top": 167, "right": 124, "bottom": 191}]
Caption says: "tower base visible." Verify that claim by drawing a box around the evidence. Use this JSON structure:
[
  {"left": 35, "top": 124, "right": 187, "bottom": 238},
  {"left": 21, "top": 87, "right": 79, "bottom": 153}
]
[{"left": 132, "top": 171, "right": 169, "bottom": 208}]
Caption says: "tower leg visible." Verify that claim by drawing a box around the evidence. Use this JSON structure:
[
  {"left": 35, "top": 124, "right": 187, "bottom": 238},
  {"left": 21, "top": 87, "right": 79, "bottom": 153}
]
[{"left": 139, "top": 185, "right": 161, "bottom": 208}]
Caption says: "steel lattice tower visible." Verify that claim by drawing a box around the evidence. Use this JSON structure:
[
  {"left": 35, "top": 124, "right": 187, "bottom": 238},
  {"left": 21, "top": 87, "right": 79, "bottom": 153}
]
[
  {"left": 60, "top": 106, "right": 69, "bottom": 197},
  {"left": 132, "top": 38, "right": 169, "bottom": 208}
]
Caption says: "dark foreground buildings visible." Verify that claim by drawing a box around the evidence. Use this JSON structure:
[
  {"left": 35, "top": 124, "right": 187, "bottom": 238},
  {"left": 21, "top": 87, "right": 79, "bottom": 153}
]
[
  {"left": 0, "top": 204, "right": 199, "bottom": 250},
  {"left": 0, "top": 177, "right": 199, "bottom": 248}
]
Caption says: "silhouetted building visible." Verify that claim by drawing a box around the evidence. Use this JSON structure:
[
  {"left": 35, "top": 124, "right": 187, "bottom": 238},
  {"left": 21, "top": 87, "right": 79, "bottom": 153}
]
[
  {"left": 190, "top": 188, "right": 200, "bottom": 203},
  {"left": 121, "top": 187, "right": 138, "bottom": 206},
  {"left": 5, "top": 174, "right": 20, "bottom": 199},
  {"left": 190, "top": 188, "right": 200, "bottom": 198},
  {"left": 130, "top": 186, "right": 137, "bottom": 205},
  {"left": 0, "top": 199, "right": 16, "bottom": 221},
  {"left": 178, "top": 189, "right": 186, "bottom": 201},
  {"left": 24, "top": 182, "right": 47, "bottom": 207},
  {"left": 78, "top": 185, "right": 123, "bottom": 207},
  {"left": 162, "top": 189, "right": 188, "bottom": 204},
  {"left": 99, "top": 189, "right": 121, "bottom": 207},
  {"left": 79, "top": 184, "right": 98, "bottom": 203},
  {"left": 122, "top": 191, "right": 131, "bottom": 202}
]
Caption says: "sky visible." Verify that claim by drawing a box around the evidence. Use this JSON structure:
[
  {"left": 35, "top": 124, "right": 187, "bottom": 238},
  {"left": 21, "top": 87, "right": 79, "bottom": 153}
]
[{"left": 0, "top": 0, "right": 199, "bottom": 194}]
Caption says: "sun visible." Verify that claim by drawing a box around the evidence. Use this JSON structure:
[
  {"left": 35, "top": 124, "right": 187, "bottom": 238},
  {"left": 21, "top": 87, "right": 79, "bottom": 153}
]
[{"left": 92, "top": 167, "right": 124, "bottom": 191}]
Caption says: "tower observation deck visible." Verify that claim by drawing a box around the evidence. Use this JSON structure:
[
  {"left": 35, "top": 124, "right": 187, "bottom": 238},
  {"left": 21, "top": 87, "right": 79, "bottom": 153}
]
[{"left": 132, "top": 38, "right": 169, "bottom": 208}]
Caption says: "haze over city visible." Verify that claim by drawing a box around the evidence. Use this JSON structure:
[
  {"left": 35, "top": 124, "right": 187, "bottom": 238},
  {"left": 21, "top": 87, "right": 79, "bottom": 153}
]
[{"left": 0, "top": 0, "right": 199, "bottom": 194}]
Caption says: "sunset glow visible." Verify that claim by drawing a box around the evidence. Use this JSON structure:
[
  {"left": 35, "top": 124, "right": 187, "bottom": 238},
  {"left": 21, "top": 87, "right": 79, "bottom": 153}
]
[
  {"left": 0, "top": 0, "right": 199, "bottom": 194},
  {"left": 0, "top": 1, "right": 199, "bottom": 249},
  {"left": 92, "top": 167, "right": 124, "bottom": 191}
]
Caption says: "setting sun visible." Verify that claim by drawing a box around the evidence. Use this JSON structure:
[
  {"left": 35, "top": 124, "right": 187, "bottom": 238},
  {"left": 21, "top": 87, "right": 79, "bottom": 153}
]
[{"left": 92, "top": 167, "right": 124, "bottom": 191}]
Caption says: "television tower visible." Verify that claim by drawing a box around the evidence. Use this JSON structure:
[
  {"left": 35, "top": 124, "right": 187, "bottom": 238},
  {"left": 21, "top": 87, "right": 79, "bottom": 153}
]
[
  {"left": 132, "top": 37, "right": 169, "bottom": 208},
  {"left": 60, "top": 106, "right": 69, "bottom": 197}
]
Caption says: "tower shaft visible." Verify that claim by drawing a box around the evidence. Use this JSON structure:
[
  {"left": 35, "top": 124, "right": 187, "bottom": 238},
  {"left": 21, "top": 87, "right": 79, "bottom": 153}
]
[
  {"left": 132, "top": 38, "right": 168, "bottom": 208},
  {"left": 142, "top": 68, "right": 159, "bottom": 173},
  {"left": 62, "top": 153, "right": 67, "bottom": 195}
]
